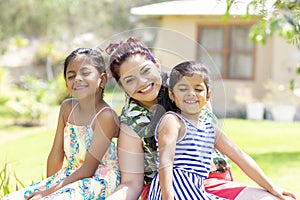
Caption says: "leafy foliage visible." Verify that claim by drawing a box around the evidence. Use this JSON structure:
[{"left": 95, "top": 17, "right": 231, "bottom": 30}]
[
  {"left": 0, "top": 0, "right": 168, "bottom": 53},
  {"left": 225, "top": 0, "right": 300, "bottom": 45}
]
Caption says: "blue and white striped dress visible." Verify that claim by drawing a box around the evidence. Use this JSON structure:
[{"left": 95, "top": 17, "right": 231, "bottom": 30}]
[{"left": 148, "top": 111, "right": 227, "bottom": 200}]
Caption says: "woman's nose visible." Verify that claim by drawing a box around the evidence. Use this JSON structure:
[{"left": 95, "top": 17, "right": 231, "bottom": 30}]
[{"left": 137, "top": 74, "right": 147, "bottom": 84}]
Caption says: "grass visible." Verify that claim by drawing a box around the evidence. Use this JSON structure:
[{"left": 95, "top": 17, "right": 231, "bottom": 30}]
[
  {"left": 221, "top": 119, "right": 300, "bottom": 197},
  {"left": 1, "top": 99, "right": 299, "bottom": 198}
]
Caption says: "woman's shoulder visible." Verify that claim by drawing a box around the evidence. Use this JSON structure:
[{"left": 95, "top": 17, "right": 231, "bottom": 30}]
[{"left": 120, "top": 99, "right": 151, "bottom": 123}]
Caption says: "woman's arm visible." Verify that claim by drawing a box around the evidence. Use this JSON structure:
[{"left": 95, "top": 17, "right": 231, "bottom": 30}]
[
  {"left": 157, "top": 114, "right": 180, "bottom": 200},
  {"left": 106, "top": 123, "right": 145, "bottom": 200},
  {"left": 214, "top": 127, "right": 296, "bottom": 200}
]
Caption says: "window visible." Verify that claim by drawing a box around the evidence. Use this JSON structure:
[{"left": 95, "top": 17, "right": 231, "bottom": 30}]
[{"left": 197, "top": 24, "right": 255, "bottom": 80}]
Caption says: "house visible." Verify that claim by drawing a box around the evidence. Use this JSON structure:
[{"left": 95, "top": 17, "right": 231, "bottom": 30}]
[{"left": 129, "top": 0, "right": 300, "bottom": 120}]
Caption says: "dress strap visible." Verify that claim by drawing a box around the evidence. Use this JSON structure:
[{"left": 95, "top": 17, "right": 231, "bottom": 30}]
[
  {"left": 90, "top": 107, "right": 111, "bottom": 127},
  {"left": 67, "top": 102, "right": 80, "bottom": 122}
]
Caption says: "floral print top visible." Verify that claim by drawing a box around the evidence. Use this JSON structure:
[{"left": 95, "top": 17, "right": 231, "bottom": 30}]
[{"left": 120, "top": 99, "right": 157, "bottom": 185}]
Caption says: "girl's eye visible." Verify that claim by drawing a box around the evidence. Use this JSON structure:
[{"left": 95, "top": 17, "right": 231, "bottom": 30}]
[
  {"left": 67, "top": 75, "right": 75, "bottom": 80},
  {"left": 82, "top": 72, "right": 91, "bottom": 76},
  {"left": 195, "top": 88, "right": 204, "bottom": 92},
  {"left": 178, "top": 88, "right": 187, "bottom": 92}
]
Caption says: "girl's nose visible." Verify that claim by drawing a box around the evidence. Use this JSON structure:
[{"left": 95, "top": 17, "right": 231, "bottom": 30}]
[
  {"left": 188, "top": 89, "right": 196, "bottom": 96},
  {"left": 75, "top": 74, "right": 83, "bottom": 81}
]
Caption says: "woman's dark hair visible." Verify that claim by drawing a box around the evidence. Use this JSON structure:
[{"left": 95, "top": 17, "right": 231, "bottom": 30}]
[
  {"left": 105, "top": 37, "right": 156, "bottom": 84},
  {"left": 64, "top": 47, "right": 106, "bottom": 80},
  {"left": 147, "top": 72, "right": 176, "bottom": 150}
]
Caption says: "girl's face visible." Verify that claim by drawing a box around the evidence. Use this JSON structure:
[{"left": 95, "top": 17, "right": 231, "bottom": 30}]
[
  {"left": 65, "top": 54, "right": 102, "bottom": 100},
  {"left": 169, "top": 74, "right": 210, "bottom": 118},
  {"left": 119, "top": 54, "right": 162, "bottom": 109}
]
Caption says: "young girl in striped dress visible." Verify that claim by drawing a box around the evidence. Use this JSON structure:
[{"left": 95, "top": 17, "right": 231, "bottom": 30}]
[
  {"left": 148, "top": 61, "right": 225, "bottom": 200},
  {"left": 148, "top": 61, "right": 293, "bottom": 200}
]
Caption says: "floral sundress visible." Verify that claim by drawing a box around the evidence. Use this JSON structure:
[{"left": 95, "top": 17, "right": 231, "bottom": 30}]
[{"left": 3, "top": 107, "right": 120, "bottom": 200}]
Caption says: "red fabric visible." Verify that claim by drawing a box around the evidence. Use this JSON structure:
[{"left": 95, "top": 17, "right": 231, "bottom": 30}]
[
  {"left": 204, "top": 169, "right": 246, "bottom": 200},
  {"left": 140, "top": 184, "right": 150, "bottom": 200},
  {"left": 207, "top": 168, "right": 234, "bottom": 181}
]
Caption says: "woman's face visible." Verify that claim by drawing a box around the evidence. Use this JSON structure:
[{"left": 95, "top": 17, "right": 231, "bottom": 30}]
[{"left": 119, "top": 54, "right": 162, "bottom": 109}]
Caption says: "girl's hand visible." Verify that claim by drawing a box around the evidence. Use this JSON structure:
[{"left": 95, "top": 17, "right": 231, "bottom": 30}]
[
  {"left": 269, "top": 186, "right": 297, "bottom": 200},
  {"left": 25, "top": 191, "right": 46, "bottom": 200}
]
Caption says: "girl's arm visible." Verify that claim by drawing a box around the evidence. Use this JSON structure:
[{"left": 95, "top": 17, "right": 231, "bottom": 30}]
[
  {"left": 214, "top": 127, "right": 297, "bottom": 200},
  {"left": 106, "top": 123, "right": 145, "bottom": 200},
  {"left": 27, "top": 108, "right": 119, "bottom": 200},
  {"left": 157, "top": 114, "right": 180, "bottom": 200},
  {"left": 46, "top": 101, "right": 69, "bottom": 177}
]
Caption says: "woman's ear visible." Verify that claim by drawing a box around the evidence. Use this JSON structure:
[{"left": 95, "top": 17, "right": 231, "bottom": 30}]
[
  {"left": 154, "top": 57, "right": 162, "bottom": 73},
  {"left": 206, "top": 90, "right": 212, "bottom": 102}
]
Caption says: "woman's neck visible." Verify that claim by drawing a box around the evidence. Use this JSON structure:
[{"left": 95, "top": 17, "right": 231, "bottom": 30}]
[{"left": 136, "top": 99, "right": 158, "bottom": 112}]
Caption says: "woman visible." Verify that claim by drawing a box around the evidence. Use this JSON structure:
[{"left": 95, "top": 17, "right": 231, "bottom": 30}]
[{"left": 105, "top": 37, "right": 296, "bottom": 200}]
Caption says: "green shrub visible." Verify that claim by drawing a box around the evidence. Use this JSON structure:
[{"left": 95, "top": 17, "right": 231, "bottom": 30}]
[
  {"left": 0, "top": 67, "right": 11, "bottom": 105},
  {"left": 5, "top": 75, "right": 50, "bottom": 126}
]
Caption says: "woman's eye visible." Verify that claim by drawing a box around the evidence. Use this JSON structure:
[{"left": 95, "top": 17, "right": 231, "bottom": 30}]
[
  {"left": 142, "top": 67, "right": 151, "bottom": 74},
  {"left": 125, "top": 78, "right": 134, "bottom": 84}
]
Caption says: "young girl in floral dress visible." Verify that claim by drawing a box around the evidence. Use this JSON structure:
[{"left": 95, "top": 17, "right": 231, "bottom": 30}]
[{"left": 3, "top": 48, "right": 120, "bottom": 200}]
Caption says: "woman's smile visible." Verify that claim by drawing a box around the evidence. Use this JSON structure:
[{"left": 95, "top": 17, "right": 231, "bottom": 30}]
[{"left": 138, "top": 83, "right": 154, "bottom": 94}]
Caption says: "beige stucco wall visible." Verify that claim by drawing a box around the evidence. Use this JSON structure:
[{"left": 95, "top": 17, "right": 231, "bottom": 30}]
[{"left": 151, "top": 15, "right": 299, "bottom": 117}]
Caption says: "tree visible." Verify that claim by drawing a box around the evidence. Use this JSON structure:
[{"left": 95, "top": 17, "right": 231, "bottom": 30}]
[
  {"left": 224, "top": 0, "right": 300, "bottom": 44},
  {"left": 225, "top": 0, "right": 300, "bottom": 90}
]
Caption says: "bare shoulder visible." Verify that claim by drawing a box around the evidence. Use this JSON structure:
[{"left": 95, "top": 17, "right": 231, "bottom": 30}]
[
  {"left": 160, "top": 113, "right": 181, "bottom": 127},
  {"left": 158, "top": 112, "right": 181, "bottom": 133},
  {"left": 58, "top": 98, "right": 78, "bottom": 120},
  {"left": 60, "top": 98, "right": 78, "bottom": 110},
  {"left": 94, "top": 106, "right": 120, "bottom": 136},
  {"left": 97, "top": 106, "right": 119, "bottom": 124}
]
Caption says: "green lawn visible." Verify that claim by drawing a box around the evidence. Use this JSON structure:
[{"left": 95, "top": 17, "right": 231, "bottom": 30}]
[
  {"left": 1, "top": 103, "right": 299, "bottom": 198},
  {"left": 221, "top": 118, "right": 300, "bottom": 197}
]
